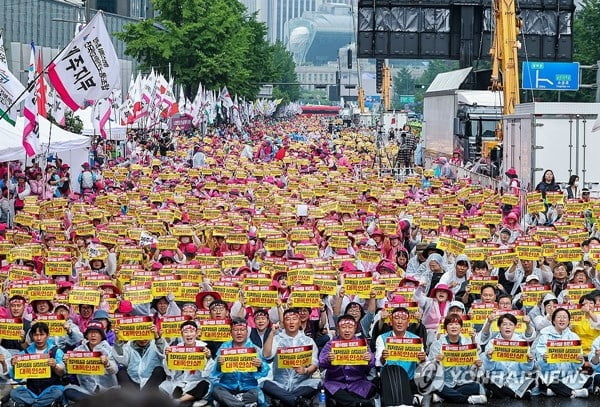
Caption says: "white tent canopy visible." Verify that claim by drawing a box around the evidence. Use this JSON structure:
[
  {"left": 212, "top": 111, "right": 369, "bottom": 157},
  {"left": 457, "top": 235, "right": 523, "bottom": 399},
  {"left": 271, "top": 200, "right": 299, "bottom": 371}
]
[
  {"left": 0, "top": 116, "right": 91, "bottom": 162},
  {"left": 75, "top": 107, "right": 128, "bottom": 140}
]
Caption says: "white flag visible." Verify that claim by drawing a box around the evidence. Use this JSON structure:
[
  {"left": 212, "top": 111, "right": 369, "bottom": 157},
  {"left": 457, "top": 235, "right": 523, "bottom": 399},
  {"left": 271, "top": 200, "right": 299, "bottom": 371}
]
[{"left": 47, "top": 11, "right": 121, "bottom": 112}]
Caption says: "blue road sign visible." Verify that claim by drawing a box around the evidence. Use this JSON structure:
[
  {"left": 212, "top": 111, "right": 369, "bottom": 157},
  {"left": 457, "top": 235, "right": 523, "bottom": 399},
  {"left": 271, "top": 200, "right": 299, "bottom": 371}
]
[
  {"left": 365, "top": 95, "right": 381, "bottom": 109},
  {"left": 522, "top": 62, "right": 580, "bottom": 91}
]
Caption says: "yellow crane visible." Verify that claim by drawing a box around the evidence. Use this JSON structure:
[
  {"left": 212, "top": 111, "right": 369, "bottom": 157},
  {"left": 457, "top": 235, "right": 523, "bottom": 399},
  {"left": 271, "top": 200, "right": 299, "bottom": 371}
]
[{"left": 489, "top": 0, "right": 522, "bottom": 139}]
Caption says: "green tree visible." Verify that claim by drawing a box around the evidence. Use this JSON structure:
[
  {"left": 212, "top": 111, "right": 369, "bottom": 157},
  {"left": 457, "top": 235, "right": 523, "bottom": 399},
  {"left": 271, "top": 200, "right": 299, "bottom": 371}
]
[
  {"left": 115, "top": 0, "right": 298, "bottom": 100},
  {"left": 270, "top": 42, "right": 300, "bottom": 103},
  {"left": 393, "top": 66, "right": 415, "bottom": 109}
]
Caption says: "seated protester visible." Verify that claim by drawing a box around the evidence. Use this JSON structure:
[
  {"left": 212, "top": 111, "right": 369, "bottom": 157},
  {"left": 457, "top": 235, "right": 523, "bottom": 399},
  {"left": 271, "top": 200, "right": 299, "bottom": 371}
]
[
  {"left": 249, "top": 309, "right": 272, "bottom": 350},
  {"left": 63, "top": 321, "right": 118, "bottom": 403},
  {"left": 92, "top": 310, "right": 116, "bottom": 346},
  {"left": 504, "top": 258, "right": 552, "bottom": 297},
  {"left": 112, "top": 323, "right": 166, "bottom": 391},
  {"left": 297, "top": 306, "right": 329, "bottom": 350},
  {"left": 480, "top": 314, "right": 536, "bottom": 399},
  {"left": 531, "top": 294, "right": 558, "bottom": 332},
  {"left": 160, "top": 321, "right": 213, "bottom": 407},
  {"left": 496, "top": 294, "right": 514, "bottom": 312},
  {"left": 414, "top": 283, "right": 453, "bottom": 348},
  {"left": 10, "top": 322, "right": 65, "bottom": 407},
  {"left": 319, "top": 314, "right": 376, "bottom": 407},
  {"left": 571, "top": 294, "right": 600, "bottom": 357},
  {"left": 0, "top": 341, "right": 14, "bottom": 401},
  {"left": 151, "top": 295, "right": 182, "bottom": 327},
  {"left": 438, "top": 254, "right": 471, "bottom": 297},
  {"left": 31, "top": 299, "right": 54, "bottom": 319},
  {"left": 534, "top": 307, "right": 591, "bottom": 398},
  {"left": 52, "top": 304, "right": 84, "bottom": 352},
  {"left": 370, "top": 295, "right": 427, "bottom": 353},
  {"left": 549, "top": 262, "right": 570, "bottom": 297},
  {"left": 211, "top": 318, "right": 269, "bottom": 407},
  {"left": 585, "top": 331, "right": 600, "bottom": 389},
  {"left": 477, "top": 307, "right": 535, "bottom": 346},
  {"left": 72, "top": 304, "right": 96, "bottom": 334},
  {"left": 262, "top": 308, "right": 320, "bottom": 407},
  {"left": 427, "top": 314, "right": 487, "bottom": 404},
  {"left": 512, "top": 275, "right": 542, "bottom": 311},
  {"left": 374, "top": 307, "right": 427, "bottom": 398},
  {"left": 204, "top": 299, "right": 231, "bottom": 357},
  {"left": 343, "top": 300, "right": 375, "bottom": 340},
  {"left": 3, "top": 295, "right": 31, "bottom": 354}
]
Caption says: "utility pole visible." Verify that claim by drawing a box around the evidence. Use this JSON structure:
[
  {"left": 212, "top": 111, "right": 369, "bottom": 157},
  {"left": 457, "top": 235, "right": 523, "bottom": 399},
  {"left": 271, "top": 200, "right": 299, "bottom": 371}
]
[{"left": 382, "top": 63, "right": 391, "bottom": 111}]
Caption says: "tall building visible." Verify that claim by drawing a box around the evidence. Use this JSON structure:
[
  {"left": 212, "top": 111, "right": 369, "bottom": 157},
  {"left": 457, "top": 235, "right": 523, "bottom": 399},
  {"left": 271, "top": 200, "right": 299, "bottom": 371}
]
[{"left": 87, "top": 0, "right": 153, "bottom": 19}]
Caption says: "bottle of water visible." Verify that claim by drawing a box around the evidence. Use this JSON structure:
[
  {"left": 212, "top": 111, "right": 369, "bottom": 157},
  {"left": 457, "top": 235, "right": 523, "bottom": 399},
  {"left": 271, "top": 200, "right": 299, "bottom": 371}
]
[{"left": 318, "top": 389, "right": 326, "bottom": 407}]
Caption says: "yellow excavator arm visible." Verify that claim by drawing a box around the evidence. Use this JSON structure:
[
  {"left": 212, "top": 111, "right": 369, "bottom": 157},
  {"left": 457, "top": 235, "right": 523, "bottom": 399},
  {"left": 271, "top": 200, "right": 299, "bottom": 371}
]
[{"left": 490, "top": 0, "right": 521, "bottom": 119}]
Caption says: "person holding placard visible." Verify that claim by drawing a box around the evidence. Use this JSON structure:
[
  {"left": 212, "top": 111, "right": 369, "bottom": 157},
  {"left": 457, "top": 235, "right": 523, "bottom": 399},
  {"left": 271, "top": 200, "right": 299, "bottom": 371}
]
[
  {"left": 112, "top": 322, "right": 166, "bottom": 391},
  {"left": 63, "top": 321, "right": 118, "bottom": 402},
  {"left": 374, "top": 305, "right": 426, "bottom": 383},
  {"left": 480, "top": 313, "right": 536, "bottom": 399},
  {"left": 211, "top": 318, "right": 268, "bottom": 407},
  {"left": 160, "top": 321, "right": 213, "bottom": 407},
  {"left": 319, "top": 314, "right": 377, "bottom": 407},
  {"left": 9, "top": 322, "right": 65, "bottom": 407},
  {"left": 534, "top": 307, "right": 591, "bottom": 398},
  {"left": 2, "top": 295, "right": 31, "bottom": 354},
  {"left": 262, "top": 308, "right": 320, "bottom": 407},
  {"left": 427, "top": 314, "right": 487, "bottom": 404}
]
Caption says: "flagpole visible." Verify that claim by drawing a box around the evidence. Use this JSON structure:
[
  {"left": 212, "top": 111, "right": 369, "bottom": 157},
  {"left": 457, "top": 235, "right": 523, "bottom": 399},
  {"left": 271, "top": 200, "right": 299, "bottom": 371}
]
[{"left": 0, "top": 34, "right": 79, "bottom": 124}]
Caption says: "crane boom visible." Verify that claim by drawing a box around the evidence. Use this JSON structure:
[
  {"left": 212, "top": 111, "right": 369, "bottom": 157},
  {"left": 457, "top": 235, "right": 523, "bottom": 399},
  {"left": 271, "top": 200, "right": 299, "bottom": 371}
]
[{"left": 490, "top": 0, "right": 521, "bottom": 118}]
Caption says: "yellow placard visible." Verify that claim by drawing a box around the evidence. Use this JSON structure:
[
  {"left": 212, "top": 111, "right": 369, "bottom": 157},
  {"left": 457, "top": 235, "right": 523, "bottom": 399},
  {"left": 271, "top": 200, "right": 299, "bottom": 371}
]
[
  {"left": 167, "top": 346, "right": 207, "bottom": 371},
  {"left": 14, "top": 354, "right": 51, "bottom": 379},
  {"left": 491, "top": 340, "right": 529, "bottom": 363},
  {"left": 385, "top": 337, "right": 422, "bottom": 362},
  {"left": 69, "top": 288, "right": 101, "bottom": 306},
  {"left": 27, "top": 282, "right": 57, "bottom": 301},
  {"left": 116, "top": 316, "right": 154, "bottom": 341},
  {"left": 66, "top": 351, "right": 106, "bottom": 375},
  {"left": 161, "top": 316, "right": 192, "bottom": 339},
  {"left": 277, "top": 345, "right": 313, "bottom": 368},
  {"left": 220, "top": 347, "right": 258, "bottom": 373},
  {"left": 441, "top": 344, "right": 477, "bottom": 366},
  {"left": 331, "top": 339, "right": 368, "bottom": 365},
  {"left": 200, "top": 319, "right": 232, "bottom": 342},
  {"left": 244, "top": 287, "right": 278, "bottom": 308},
  {"left": 0, "top": 318, "right": 23, "bottom": 340},
  {"left": 45, "top": 259, "right": 73, "bottom": 276},
  {"left": 290, "top": 286, "right": 321, "bottom": 308},
  {"left": 151, "top": 275, "right": 182, "bottom": 298},
  {"left": 37, "top": 315, "right": 67, "bottom": 337},
  {"left": 546, "top": 340, "right": 582, "bottom": 363},
  {"left": 123, "top": 286, "right": 153, "bottom": 305}
]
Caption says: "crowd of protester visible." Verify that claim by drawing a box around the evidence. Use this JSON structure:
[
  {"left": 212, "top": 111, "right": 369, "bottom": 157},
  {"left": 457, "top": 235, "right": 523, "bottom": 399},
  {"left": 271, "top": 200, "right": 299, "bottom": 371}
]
[{"left": 0, "top": 115, "right": 597, "bottom": 407}]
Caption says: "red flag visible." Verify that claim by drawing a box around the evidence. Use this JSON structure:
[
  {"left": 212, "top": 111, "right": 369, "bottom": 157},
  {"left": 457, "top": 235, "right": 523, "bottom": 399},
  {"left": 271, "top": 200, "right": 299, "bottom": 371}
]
[{"left": 36, "top": 50, "right": 47, "bottom": 117}]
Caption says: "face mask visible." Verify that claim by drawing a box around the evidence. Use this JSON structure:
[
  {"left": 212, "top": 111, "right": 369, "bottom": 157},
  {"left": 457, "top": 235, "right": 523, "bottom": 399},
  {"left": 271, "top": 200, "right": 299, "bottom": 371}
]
[
  {"left": 249, "top": 240, "right": 256, "bottom": 246},
  {"left": 574, "top": 181, "right": 579, "bottom": 187}
]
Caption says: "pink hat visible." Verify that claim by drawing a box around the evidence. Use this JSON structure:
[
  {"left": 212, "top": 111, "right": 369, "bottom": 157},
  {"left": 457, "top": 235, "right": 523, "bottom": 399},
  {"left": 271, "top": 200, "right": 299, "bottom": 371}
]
[
  {"left": 370, "top": 229, "right": 385, "bottom": 238},
  {"left": 429, "top": 283, "right": 454, "bottom": 301},
  {"left": 184, "top": 243, "right": 198, "bottom": 255},
  {"left": 376, "top": 259, "right": 396, "bottom": 273},
  {"left": 117, "top": 300, "right": 134, "bottom": 314},
  {"left": 340, "top": 261, "right": 359, "bottom": 273}
]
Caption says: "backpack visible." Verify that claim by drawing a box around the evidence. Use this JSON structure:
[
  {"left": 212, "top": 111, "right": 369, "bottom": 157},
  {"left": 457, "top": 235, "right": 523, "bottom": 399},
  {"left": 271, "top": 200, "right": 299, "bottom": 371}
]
[{"left": 380, "top": 364, "right": 414, "bottom": 406}]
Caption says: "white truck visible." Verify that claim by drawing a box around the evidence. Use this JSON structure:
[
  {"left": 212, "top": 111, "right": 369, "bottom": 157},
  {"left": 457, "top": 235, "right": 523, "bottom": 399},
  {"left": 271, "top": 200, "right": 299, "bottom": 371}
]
[
  {"left": 422, "top": 68, "right": 503, "bottom": 164},
  {"left": 502, "top": 102, "right": 600, "bottom": 190},
  {"left": 381, "top": 111, "right": 409, "bottom": 135}
]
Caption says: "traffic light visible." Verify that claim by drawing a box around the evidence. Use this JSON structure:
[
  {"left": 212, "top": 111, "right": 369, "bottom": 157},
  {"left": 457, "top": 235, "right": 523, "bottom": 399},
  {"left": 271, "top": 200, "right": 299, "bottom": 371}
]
[
  {"left": 376, "top": 59, "right": 384, "bottom": 93},
  {"left": 347, "top": 49, "right": 353, "bottom": 69}
]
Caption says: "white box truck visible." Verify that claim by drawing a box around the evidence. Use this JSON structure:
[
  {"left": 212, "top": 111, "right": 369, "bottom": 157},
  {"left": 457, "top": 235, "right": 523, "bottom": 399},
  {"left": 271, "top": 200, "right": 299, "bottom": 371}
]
[
  {"left": 422, "top": 68, "right": 503, "bottom": 163},
  {"left": 502, "top": 102, "right": 600, "bottom": 190}
]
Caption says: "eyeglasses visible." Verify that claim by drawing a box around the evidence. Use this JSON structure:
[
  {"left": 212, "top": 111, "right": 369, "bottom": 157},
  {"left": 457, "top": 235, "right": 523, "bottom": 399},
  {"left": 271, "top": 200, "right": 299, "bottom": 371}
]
[
  {"left": 392, "top": 313, "right": 409, "bottom": 321},
  {"left": 210, "top": 305, "right": 226, "bottom": 312}
]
